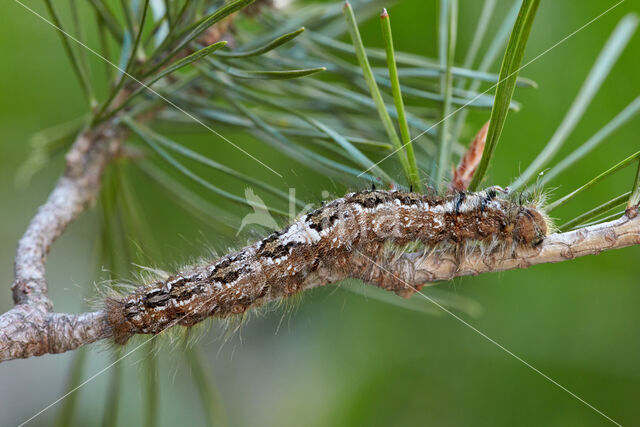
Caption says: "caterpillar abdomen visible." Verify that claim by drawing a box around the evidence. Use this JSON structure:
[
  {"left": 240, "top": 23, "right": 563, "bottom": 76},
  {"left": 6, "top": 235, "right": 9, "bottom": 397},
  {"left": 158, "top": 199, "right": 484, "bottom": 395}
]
[{"left": 105, "top": 188, "right": 550, "bottom": 344}]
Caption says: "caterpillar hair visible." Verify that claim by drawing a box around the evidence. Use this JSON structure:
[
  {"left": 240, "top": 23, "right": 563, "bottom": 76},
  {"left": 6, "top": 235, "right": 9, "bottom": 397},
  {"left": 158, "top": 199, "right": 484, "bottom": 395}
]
[{"left": 104, "top": 187, "right": 551, "bottom": 344}]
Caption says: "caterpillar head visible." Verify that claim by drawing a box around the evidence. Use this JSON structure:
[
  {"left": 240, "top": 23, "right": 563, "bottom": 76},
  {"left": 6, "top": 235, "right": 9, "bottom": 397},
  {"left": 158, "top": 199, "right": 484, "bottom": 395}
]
[{"left": 513, "top": 207, "right": 549, "bottom": 246}]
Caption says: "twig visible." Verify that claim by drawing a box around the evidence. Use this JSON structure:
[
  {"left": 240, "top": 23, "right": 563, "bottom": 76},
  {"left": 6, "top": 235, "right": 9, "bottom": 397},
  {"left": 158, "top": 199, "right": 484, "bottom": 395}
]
[{"left": 357, "top": 214, "right": 640, "bottom": 288}]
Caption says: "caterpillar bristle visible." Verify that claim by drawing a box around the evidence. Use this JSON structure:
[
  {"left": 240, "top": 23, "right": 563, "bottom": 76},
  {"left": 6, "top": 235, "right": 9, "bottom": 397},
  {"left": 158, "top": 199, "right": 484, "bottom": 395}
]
[{"left": 102, "top": 187, "right": 553, "bottom": 345}]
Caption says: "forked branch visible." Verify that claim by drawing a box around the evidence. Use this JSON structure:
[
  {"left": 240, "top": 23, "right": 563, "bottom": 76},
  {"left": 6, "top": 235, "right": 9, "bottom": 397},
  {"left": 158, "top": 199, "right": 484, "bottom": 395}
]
[{"left": 0, "top": 126, "right": 123, "bottom": 361}]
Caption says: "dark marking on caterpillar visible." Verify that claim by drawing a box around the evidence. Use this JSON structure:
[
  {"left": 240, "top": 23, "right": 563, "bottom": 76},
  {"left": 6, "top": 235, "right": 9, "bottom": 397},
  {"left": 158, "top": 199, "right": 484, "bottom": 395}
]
[
  {"left": 104, "top": 188, "right": 550, "bottom": 344},
  {"left": 455, "top": 191, "right": 466, "bottom": 214}
]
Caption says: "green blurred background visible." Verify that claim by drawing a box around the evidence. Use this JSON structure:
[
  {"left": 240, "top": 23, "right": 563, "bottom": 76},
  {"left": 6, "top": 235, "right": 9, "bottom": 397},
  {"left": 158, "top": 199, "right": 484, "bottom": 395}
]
[{"left": 1, "top": 0, "right": 639, "bottom": 426}]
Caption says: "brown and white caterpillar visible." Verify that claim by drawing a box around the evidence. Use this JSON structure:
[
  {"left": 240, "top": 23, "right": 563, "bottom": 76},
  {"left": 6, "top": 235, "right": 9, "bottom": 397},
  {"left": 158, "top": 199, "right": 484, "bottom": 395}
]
[{"left": 105, "top": 187, "right": 550, "bottom": 344}]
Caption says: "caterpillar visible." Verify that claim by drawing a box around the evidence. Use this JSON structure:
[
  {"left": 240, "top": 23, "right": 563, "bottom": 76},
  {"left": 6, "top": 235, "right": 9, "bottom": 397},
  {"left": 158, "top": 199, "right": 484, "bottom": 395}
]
[{"left": 105, "top": 187, "right": 550, "bottom": 344}]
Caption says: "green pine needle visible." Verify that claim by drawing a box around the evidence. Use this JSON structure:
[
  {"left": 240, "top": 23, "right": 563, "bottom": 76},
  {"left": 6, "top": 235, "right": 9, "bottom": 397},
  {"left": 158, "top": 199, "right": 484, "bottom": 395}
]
[
  {"left": 302, "top": 114, "right": 395, "bottom": 185},
  {"left": 186, "top": 346, "right": 229, "bottom": 427},
  {"left": 450, "top": 0, "right": 523, "bottom": 145},
  {"left": 87, "top": 0, "right": 124, "bottom": 42},
  {"left": 222, "top": 66, "right": 326, "bottom": 80},
  {"left": 124, "top": 117, "right": 290, "bottom": 217},
  {"left": 628, "top": 159, "right": 640, "bottom": 210},
  {"left": 512, "top": 13, "right": 639, "bottom": 190},
  {"left": 459, "top": 0, "right": 497, "bottom": 73},
  {"left": 101, "top": 41, "right": 227, "bottom": 122},
  {"left": 95, "top": 0, "right": 151, "bottom": 122},
  {"left": 469, "top": 0, "right": 540, "bottom": 191},
  {"left": 343, "top": 1, "right": 411, "bottom": 184},
  {"left": 137, "top": 162, "right": 240, "bottom": 235},
  {"left": 541, "top": 96, "right": 640, "bottom": 185},
  {"left": 54, "top": 348, "right": 87, "bottom": 427},
  {"left": 380, "top": 8, "right": 421, "bottom": 191},
  {"left": 145, "top": 0, "right": 257, "bottom": 77},
  {"left": 216, "top": 27, "right": 306, "bottom": 58},
  {"left": 143, "top": 342, "right": 158, "bottom": 427},
  {"left": 560, "top": 192, "right": 631, "bottom": 231},
  {"left": 548, "top": 150, "right": 640, "bottom": 212},
  {"left": 44, "top": 0, "right": 96, "bottom": 107},
  {"left": 307, "top": 31, "right": 536, "bottom": 87},
  {"left": 101, "top": 349, "right": 124, "bottom": 427},
  {"left": 435, "top": 0, "right": 458, "bottom": 183},
  {"left": 125, "top": 118, "right": 297, "bottom": 207}
]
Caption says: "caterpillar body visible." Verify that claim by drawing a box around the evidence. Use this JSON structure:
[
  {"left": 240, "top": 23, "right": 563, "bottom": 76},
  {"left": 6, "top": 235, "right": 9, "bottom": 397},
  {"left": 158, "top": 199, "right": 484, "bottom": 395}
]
[{"left": 105, "top": 187, "right": 550, "bottom": 344}]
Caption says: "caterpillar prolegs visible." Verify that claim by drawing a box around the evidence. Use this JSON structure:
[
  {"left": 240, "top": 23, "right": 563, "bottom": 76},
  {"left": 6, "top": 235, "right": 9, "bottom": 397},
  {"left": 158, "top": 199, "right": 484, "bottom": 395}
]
[{"left": 105, "top": 187, "right": 550, "bottom": 344}]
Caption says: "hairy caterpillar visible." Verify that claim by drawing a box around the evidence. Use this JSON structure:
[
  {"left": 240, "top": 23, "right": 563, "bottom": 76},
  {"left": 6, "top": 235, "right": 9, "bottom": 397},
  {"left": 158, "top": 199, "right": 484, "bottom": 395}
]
[{"left": 105, "top": 187, "right": 550, "bottom": 344}]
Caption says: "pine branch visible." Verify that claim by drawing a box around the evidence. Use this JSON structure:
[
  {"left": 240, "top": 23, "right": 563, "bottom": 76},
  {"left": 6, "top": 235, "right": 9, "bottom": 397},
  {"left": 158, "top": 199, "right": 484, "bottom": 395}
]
[
  {"left": 2, "top": 121, "right": 639, "bottom": 361},
  {"left": 2, "top": 0, "right": 637, "bottom": 368},
  {"left": 0, "top": 125, "right": 123, "bottom": 361}
]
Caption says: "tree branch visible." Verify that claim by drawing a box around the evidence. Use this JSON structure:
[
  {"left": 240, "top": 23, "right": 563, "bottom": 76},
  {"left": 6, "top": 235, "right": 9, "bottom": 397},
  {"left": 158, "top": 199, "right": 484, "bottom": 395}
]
[
  {"left": 0, "top": 125, "right": 123, "bottom": 361},
  {"left": 343, "top": 214, "right": 640, "bottom": 296},
  {"left": 1, "top": 122, "right": 639, "bottom": 362}
]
